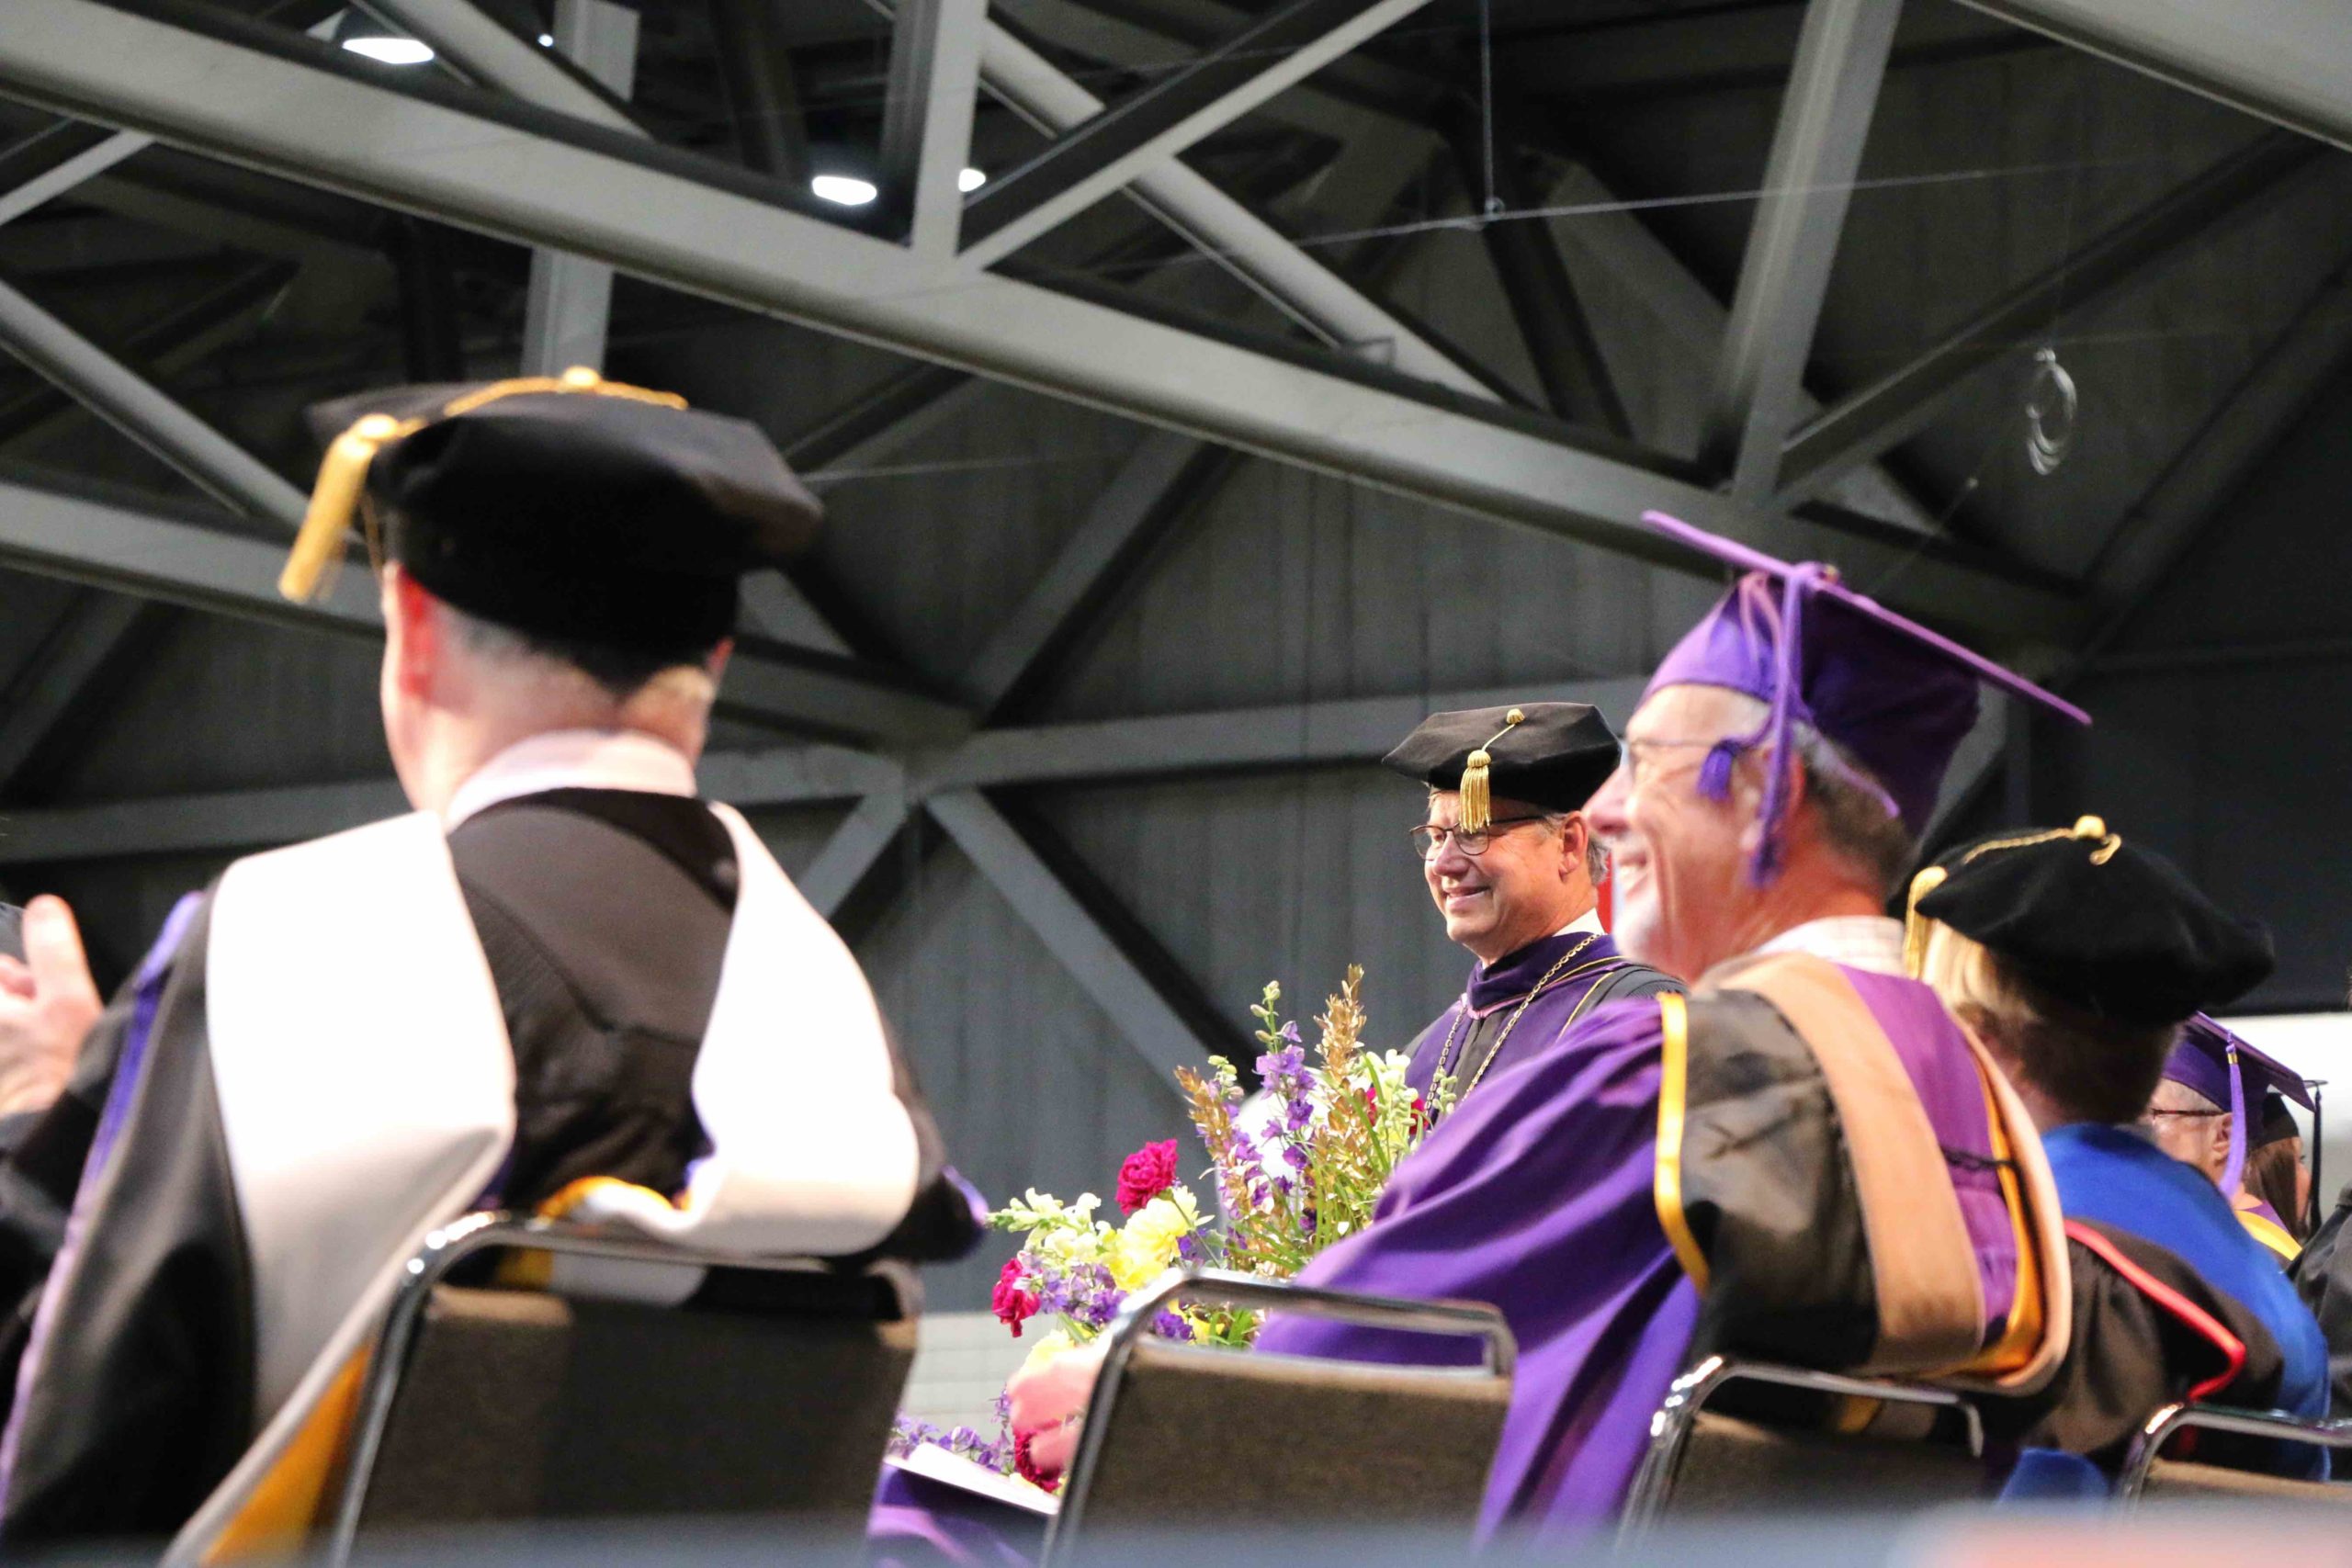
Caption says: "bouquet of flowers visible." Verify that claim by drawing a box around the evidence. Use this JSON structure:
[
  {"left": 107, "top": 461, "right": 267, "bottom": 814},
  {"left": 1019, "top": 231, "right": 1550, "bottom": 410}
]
[{"left": 894, "top": 966, "right": 1448, "bottom": 1490}]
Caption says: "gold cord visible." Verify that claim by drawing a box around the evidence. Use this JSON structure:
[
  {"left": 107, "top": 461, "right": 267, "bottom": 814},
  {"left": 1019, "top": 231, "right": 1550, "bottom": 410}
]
[
  {"left": 279, "top": 367, "right": 691, "bottom": 604},
  {"left": 1902, "top": 814, "right": 2122, "bottom": 978},
  {"left": 1430, "top": 933, "right": 1604, "bottom": 1105}
]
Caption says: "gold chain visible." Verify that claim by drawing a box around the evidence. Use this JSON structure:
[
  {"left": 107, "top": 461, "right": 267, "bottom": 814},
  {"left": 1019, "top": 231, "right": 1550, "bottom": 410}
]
[{"left": 1430, "top": 933, "right": 1605, "bottom": 1105}]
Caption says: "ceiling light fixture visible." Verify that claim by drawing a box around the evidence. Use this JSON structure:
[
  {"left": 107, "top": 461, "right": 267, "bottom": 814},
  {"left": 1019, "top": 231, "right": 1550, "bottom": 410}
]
[
  {"left": 811, "top": 175, "right": 879, "bottom": 207},
  {"left": 958, "top": 167, "right": 987, "bottom": 193},
  {"left": 334, "top": 14, "right": 436, "bottom": 65}
]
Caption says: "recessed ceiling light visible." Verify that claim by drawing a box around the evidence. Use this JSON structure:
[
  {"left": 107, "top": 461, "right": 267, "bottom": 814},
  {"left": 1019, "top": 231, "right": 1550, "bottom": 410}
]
[
  {"left": 958, "top": 166, "right": 987, "bottom": 193},
  {"left": 538, "top": 32, "right": 555, "bottom": 45},
  {"left": 342, "top": 35, "right": 436, "bottom": 65},
  {"left": 811, "top": 174, "right": 879, "bottom": 207}
]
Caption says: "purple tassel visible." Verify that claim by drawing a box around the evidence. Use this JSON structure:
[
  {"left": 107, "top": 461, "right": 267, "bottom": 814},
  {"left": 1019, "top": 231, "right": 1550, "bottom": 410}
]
[{"left": 1697, "top": 740, "right": 1740, "bottom": 801}]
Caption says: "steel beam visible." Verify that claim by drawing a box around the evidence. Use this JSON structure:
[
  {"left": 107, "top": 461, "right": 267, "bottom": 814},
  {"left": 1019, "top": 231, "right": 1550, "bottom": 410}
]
[
  {"left": 1453, "top": 123, "right": 1629, "bottom": 434},
  {"left": 0, "top": 123, "right": 150, "bottom": 227},
  {"left": 0, "top": 678, "right": 1654, "bottom": 862},
  {"left": 0, "top": 259, "right": 297, "bottom": 446},
  {"left": 923, "top": 678, "right": 1649, "bottom": 790},
  {"left": 796, "top": 790, "right": 917, "bottom": 917},
  {"left": 878, "top": 0, "right": 986, "bottom": 254},
  {"left": 364, "top": 0, "right": 639, "bottom": 133},
  {"left": 1777, "top": 131, "right": 2324, "bottom": 508},
  {"left": 954, "top": 6, "right": 1494, "bottom": 395},
  {"left": 1955, "top": 0, "right": 2352, "bottom": 155},
  {"left": 959, "top": 432, "right": 1234, "bottom": 713},
  {"left": 0, "top": 272, "right": 307, "bottom": 528},
  {"left": 989, "top": 0, "right": 1438, "bottom": 140},
  {"left": 707, "top": 0, "right": 811, "bottom": 182},
  {"left": 0, "top": 473, "right": 971, "bottom": 742},
  {"left": 519, "top": 0, "right": 639, "bottom": 374},
  {"left": 924, "top": 788, "right": 1210, "bottom": 1092},
  {"left": 0, "top": 592, "right": 149, "bottom": 793},
  {"left": 956, "top": 0, "right": 1437, "bottom": 270},
  {"left": 0, "top": 0, "right": 2081, "bottom": 640},
  {"left": 1701, "top": 0, "right": 1902, "bottom": 502}
]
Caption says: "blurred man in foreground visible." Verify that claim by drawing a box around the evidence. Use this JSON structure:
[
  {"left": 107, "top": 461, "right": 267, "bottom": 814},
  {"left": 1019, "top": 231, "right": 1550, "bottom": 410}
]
[{"left": 0, "top": 373, "right": 977, "bottom": 1553}]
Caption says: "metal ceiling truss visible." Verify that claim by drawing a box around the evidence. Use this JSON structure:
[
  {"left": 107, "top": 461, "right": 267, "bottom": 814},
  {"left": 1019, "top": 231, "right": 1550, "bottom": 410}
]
[
  {"left": 0, "top": 0, "right": 2339, "bottom": 1065},
  {"left": 0, "top": 0, "right": 2077, "bottom": 644}
]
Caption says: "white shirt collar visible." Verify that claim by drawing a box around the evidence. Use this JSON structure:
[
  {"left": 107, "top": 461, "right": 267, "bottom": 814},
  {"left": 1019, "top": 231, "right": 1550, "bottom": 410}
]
[
  {"left": 1552, "top": 908, "right": 1606, "bottom": 940},
  {"left": 1751, "top": 915, "right": 1908, "bottom": 976},
  {"left": 442, "top": 728, "right": 696, "bottom": 831}
]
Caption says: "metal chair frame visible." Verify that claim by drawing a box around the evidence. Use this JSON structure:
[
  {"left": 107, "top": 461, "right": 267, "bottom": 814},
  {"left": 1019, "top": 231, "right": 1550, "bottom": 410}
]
[
  {"left": 322, "top": 1210, "right": 918, "bottom": 1566},
  {"left": 1042, "top": 1267, "right": 1515, "bottom": 1565},
  {"left": 1618, "top": 1354, "right": 1986, "bottom": 1536},
  {"left": 2119, "top": 1401, "right": 2352, "bottom": 1498}
]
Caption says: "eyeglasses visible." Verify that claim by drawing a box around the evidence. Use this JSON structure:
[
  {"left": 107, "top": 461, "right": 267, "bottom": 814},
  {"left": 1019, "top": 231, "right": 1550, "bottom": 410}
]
[
  {"left": 1408, "top": 815, "right": 1552, "bottom": 861},
  {"left": 1620, "top": 736, "right": 1724, "bottom": 789}
]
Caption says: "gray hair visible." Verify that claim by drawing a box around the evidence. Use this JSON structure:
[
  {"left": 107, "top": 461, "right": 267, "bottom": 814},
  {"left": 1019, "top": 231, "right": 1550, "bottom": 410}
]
[
  {"left": 1790, "top": 726, "right": 1917, "bottom": 900},
  {"left": 443, "top": 604, "right": 717, "bottom": 706},
  {"left": 1711, "top": 694, "right": 1916, "bottom": 900}
]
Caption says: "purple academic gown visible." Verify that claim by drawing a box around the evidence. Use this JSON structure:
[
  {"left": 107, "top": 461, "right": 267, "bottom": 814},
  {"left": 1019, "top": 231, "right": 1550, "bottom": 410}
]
[
  {"left": 1259, "top": 964, "right": 2018, "bottom": 1540},
  {"left": 1402, "top": 930, "right": 1671, "bottom": 1102}
]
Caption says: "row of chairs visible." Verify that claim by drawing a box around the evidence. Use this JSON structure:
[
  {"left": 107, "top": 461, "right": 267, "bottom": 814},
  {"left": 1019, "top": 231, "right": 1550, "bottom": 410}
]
[{"left": 315, "top": 1216, "right": 2352, "bottom": 1563}]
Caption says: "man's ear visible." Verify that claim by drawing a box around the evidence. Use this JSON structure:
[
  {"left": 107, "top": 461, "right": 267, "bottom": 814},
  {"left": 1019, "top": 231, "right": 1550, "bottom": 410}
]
[
  {"left": 389, "top": 568, "right": 440, "bottom": 700},
  {"left": 1557, "top": 813, "right": 1589, "bottom": 883}
]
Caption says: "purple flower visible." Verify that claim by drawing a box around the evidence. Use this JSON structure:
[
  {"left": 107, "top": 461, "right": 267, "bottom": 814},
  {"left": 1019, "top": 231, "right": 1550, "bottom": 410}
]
[
  {"left": 1176, "top": 1232, "right": 1199, "bottom": 1262},
  {"left": 1282, "top": 1142, "right": 1308, "bottom": 1171},
  {"left": 1151, "top": 1309, "right": 1196, "bottom": 1342},
  {"left": 1279, "top": 1021, "right": 1303, "bottom": 1046}
]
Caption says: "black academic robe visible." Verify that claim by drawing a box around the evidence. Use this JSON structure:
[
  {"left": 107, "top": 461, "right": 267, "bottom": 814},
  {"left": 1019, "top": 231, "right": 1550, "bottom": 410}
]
[
  {"left": 2290, "top": 1188, "right": 2352, "bottom": 1418},
  {"left": 1988, "top": 1218, "right": 2300, "bottom": 1479},
  {"left": 0, "top": 790, "right": 978, "bottom": 1548}
]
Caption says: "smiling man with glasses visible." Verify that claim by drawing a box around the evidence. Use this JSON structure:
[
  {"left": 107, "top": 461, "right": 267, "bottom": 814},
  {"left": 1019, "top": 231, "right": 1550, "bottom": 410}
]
[{"left": 1382, "top": 703, "right": 1676, "bottom": 1110}]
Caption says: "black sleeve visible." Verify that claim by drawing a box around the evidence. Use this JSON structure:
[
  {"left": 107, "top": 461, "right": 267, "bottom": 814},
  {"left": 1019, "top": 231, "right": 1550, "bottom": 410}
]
[
  {"left": 0, "top": 899, "right": 255, "bottom": 1550},
  {"left": 2291, "top": 1193, "right": 2352, "bottom": 1417},
  {"left": 0, "top": 958, "right": 155, "bottom": 1414}
]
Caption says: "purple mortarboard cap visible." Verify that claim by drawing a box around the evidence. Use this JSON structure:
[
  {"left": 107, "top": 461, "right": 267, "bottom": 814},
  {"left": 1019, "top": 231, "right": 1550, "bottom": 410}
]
[
  {"left": 2164, "top": 1016, "right": 2314, "bottom": 1200},
  {"left": 1638, "top": 511, "right": 2091, "bottom": 882}
]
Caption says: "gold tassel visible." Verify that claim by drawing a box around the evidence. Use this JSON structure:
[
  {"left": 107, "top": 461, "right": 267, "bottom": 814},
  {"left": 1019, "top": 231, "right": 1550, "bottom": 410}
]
[
  {"left": 1902, "top": 863, "right": 1950, "bottom": 978},
  {"left": 280, "top": 413, "right": 406, "bottom": 603},
  {"left": 1457, "top": 707, "right": 1525, "bottom": 833}
]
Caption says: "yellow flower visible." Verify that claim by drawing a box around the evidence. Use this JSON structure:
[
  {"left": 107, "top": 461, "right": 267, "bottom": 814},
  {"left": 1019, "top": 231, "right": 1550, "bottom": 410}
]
[{"left": 1109, "top": 1188, "right": 1200, "bottom": 1292}]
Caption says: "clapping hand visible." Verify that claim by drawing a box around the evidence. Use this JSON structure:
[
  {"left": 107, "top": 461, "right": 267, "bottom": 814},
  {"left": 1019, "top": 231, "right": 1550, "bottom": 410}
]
[{"left": 0, "top": 897, "right": 102, "bottom": 1119}]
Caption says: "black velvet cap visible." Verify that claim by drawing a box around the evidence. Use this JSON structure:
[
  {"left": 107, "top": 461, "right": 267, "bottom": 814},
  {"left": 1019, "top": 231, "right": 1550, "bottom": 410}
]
[
  {"left": 1913, "top": 817, "right": 2274, "bottom": 1026},
  {"left": 1381, "top": 703, "right": 1621, "bottom": 813},
  {"left": 301, "top": 376, "right": 821, "bottom": 656}
]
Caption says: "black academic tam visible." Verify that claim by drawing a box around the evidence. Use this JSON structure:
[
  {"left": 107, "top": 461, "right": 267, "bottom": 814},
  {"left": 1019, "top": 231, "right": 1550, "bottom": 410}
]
[
  {"left": 1383, "top": 702, "right": 1622, "bottom": 813},
  {"left": 1913, "top": 816, "right": 2273, "bottom": 1026}
]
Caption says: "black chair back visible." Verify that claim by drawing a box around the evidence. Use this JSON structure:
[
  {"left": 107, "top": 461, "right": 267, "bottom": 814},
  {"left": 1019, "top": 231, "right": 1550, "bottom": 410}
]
[{"left": 328, "top": 1214, "right": 919, "bottom": 1562}]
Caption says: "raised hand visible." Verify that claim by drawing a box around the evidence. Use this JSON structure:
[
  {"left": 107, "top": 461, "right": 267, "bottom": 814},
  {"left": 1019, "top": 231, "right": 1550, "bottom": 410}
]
[
  {"left": 0, "top": 896, "right": 103, "bottom": 1119},
  {"left": 1004, "top": 1339, "right": 1106, "bottom": 1482}
]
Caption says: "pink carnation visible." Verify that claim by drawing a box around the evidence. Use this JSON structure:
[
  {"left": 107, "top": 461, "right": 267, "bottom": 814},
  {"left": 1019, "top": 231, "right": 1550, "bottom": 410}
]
[
  {"left": 991, "top": 1256, "right": 1040, "bottom": 1337},
  {"left": 1115, "top": 1138, "right": 1180, "bottom": 1214}
]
